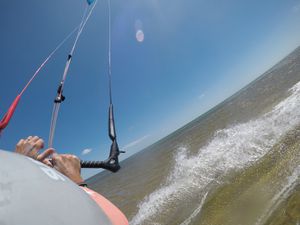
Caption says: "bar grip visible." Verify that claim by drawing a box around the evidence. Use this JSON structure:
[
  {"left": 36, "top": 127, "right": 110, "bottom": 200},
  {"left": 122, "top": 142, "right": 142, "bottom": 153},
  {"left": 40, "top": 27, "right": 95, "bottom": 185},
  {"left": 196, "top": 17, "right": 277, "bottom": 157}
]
[{"left": 80, "top": 160, "right": 120, "bottom": 172}]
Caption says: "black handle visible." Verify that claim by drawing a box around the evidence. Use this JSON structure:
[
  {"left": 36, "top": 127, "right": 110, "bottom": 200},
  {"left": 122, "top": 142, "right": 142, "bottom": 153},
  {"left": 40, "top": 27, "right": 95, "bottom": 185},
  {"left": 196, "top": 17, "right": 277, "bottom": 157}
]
[
  {"left": 78, "top": 103, "right": 125, "bottom": 172},
  {"left": 80, "top": 160, "right": 120, "bottom": 172},
  {"left": 80, "top": 139, "right": 125, "bottom": 172}
]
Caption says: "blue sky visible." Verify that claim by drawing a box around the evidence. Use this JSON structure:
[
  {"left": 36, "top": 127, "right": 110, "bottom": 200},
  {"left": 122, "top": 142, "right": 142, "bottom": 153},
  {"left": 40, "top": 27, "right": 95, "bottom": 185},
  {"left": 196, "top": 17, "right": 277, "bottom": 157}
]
[{"left": 1, "top": 0, "right": 300, "bottom": 178}]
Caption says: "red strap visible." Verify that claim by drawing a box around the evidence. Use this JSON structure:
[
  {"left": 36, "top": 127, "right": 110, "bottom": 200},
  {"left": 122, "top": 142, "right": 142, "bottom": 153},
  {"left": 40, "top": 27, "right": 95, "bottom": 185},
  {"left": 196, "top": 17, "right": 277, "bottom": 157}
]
[{"left": 0, "top": 95, "right": 21, "bottom": 131}]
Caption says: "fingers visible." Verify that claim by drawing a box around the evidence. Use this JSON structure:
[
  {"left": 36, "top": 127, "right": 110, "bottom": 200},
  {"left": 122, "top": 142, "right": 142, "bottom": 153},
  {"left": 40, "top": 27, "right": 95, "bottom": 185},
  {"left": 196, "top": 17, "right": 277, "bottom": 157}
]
[
  {"left": 30, "top": 136, "right": 40, "bottom": 143},
  {"left": 27, "top": 136, "right": 44, "bottom": 151},
  {"left": 51, "top": 152, "right": 59, "bottom": 162},
  {"left": 52, "top": 154, "right": 66, "bottom": 174},
  {"left": 37, "top": 148, "right": 55, "bottom": 162},
  {"left": 52, "top": 154, "right": 81, "bottom": 170},
  {"left": 15, "top": 136, "right": 45, "bottom": 160},
  {"left": 52, "top": 154, "right": 79, "bottom": 161},
  {"left": 43, "top": 158, "right": 54, "bottom": 167},
  {"left": 26, "top": 137, "right": 45, "bottom": 158},
  {"left": 51, "top": 153, "right": 62, "bottom": 167},
  {"left": 51, "top": 154, "right": 83, "bottom": 184},
  {"left": 27, "top": 136, "right": 33, "bottom": 141},
  {"left": 67, "top": 154, "right": 80, "bottom": 163},
  {"left": 34, "top": 138, "right": 44, "bottom": 150},
  {"left": 15, "top": 139, "right": 25, "bottom": 153}
]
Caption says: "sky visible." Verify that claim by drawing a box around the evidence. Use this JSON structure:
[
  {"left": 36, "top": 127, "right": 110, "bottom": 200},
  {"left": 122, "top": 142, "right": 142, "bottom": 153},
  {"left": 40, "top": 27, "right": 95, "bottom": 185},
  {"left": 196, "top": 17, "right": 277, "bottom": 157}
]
[{"left": 1, "top": 0, "right": 300, "bottom": 178}]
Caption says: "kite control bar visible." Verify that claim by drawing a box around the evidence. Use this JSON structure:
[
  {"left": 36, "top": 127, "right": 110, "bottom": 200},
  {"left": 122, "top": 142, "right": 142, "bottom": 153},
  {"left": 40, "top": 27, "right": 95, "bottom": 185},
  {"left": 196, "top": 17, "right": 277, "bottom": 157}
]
[
  {"left": 80, "top": 139, "right": 125, "bottom": 172},
  {"left": 50, "top": 105, "right": 124, "bottom": 172},
  {"left": 50, "top": 142, "right": 124, "bottom": 173},
  {"left": 80, "top": 104, "right": 125, "bottom": 172}
]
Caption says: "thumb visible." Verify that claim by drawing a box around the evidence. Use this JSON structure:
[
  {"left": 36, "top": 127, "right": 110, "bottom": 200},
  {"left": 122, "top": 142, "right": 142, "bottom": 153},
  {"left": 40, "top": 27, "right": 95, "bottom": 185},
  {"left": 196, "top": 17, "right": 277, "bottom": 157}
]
[
  {"left": 51, "top": 152, "right": 61, "bottom": 166},
  {"left": 37, "top": 148, "right": 55, "bottom": 162}
]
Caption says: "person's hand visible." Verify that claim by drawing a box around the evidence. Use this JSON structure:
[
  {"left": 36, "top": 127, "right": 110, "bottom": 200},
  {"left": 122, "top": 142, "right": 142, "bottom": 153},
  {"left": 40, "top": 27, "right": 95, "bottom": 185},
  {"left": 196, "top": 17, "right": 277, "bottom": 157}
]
[
  {"left": 52, "top": 154, "right": 84, "bottom": 184},
  {"left": 15, "top": 136, "right": 55, "bottom": 167}
]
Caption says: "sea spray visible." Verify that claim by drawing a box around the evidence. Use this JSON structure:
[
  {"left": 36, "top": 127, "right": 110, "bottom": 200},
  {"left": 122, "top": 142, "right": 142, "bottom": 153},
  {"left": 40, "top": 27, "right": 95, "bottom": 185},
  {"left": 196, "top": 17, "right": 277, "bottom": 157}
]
[
  {"left": 130, "top": 81, "right": 300, "bottom": 225},
  {"left": 180, "top": 192, "right": 208, "bottom": 225},
  {"left": 255, "top": 166, "right": 300, "bottom": 225}
]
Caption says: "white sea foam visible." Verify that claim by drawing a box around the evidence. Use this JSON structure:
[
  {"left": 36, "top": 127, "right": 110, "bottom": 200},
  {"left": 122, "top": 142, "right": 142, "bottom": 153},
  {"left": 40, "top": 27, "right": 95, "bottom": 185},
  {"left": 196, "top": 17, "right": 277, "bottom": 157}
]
[
  {"left": 255, "top": 166, "right": 300, "bottom": 225},
  {"left": 180, "top": 192, "right": 208, "bottom": 225},
  {"left": 130, "top": 81, "right": 300, "bottom": 225}
]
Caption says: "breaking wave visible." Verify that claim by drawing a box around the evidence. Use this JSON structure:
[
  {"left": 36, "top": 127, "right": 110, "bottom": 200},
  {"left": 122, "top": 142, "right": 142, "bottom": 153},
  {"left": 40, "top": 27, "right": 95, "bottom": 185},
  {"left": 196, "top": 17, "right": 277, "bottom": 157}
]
[{"left": 130, "top": 81, "right": 300, "bottom": 225}]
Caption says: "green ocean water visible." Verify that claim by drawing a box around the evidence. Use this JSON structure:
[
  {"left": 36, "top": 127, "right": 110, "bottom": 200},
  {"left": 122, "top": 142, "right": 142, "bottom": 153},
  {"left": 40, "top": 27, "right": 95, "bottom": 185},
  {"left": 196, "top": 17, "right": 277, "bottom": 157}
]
[{"left": 87, "top": 47, "right": 300, "bottom": 225}]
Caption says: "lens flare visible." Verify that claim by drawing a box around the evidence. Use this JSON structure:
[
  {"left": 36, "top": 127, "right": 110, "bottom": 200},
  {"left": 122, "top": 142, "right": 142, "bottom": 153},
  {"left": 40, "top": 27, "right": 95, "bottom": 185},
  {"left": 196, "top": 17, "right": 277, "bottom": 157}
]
[{"left": 136, "top": 30, "right": 145, "bottom": 42}]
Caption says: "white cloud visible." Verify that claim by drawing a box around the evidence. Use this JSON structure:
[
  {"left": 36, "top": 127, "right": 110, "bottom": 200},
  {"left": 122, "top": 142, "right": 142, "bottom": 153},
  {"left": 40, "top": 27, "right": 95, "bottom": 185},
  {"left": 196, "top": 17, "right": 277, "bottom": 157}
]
[
  {"left": 123, "top": 135, "right": 150, "bottom": 150},
  {"left": 81, "top": 148, "right": 92, "bottom": 155},
  {"left": 198, "top": 94, "right": 205, "bottom": 100}
]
